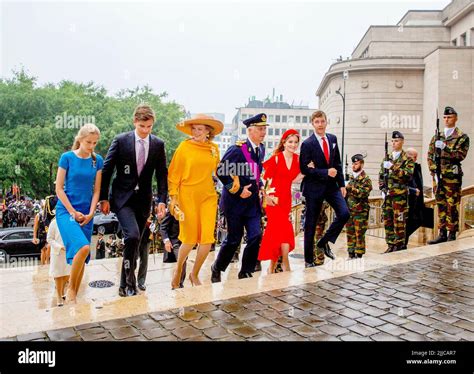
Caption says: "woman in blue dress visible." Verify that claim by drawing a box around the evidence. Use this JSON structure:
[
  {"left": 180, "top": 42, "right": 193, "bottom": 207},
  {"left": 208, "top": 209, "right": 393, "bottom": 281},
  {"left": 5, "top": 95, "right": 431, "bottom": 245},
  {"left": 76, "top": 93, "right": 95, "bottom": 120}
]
[{"left": 55, "top": 123, "right": 103, "bottom": 304}]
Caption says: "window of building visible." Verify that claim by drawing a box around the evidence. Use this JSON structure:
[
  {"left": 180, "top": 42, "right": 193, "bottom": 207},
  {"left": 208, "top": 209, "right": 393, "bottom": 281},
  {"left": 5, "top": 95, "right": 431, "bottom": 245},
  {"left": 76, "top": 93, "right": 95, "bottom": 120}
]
[
  {"left": 288, "top": 116, "right": 294, "bottom": 123},
  {"left": 296, "top": 116, "right": 301, "bottom": 123},
  {"left": 268, "top": 128, "right": 273, "bottom": 136},
  {"left": 242, "top": 114, "right": 247, "bottom": 120},
  {"left": 302, "top": 129, "right": 308, "bottom": 137},
  {"left": 282, "top": 115, "right": 287, "bottom": 123},
  {"left": 241, "top": 127, "right": 246, "bottom": 135},
  {"left": 302, "top": 116, "right": 308, "bottom": 123},
  {"left": 460, "top": 33, "right": 467, "bottom": 47},
  {"left": 275, "top": 128, "right": 280, "bottom": 136},
  {"left": 275, "top": 115, "right": 281, "bottom": 122}
]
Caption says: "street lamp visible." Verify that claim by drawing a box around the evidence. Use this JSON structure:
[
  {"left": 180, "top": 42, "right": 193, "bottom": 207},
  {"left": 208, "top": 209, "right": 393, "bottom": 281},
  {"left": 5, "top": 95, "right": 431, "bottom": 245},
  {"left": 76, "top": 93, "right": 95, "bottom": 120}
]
[{"left": 335, "top": 70, "right": 348, "bottom": 171}]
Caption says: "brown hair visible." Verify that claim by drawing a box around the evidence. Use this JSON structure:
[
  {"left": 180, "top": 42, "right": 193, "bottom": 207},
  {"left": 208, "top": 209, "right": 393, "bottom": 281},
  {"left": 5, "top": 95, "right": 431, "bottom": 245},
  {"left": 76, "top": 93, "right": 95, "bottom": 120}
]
[
  {"left": 72, "top": 123, "right": 101, "bottom": 162},
  {"left": 133, "top": 104, "right": 155, "bottom": 122},
  {"left": 311, "top": 110, "right": 327, "bottom": 123},
  {"left": 273, "top": 133, "right": 300, "bottom": 156}
]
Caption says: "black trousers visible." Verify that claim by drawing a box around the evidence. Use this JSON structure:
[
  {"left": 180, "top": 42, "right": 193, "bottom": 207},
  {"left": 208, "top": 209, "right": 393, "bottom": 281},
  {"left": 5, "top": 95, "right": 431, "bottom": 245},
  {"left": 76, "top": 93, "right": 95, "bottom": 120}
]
[
  {"left": 116, "top": 193, "right": 149, "bottom": 290},
  {"left": 304, "top": 188, "right": 350, "bottom": 264},
  {"left": 214, "top": 213, "right": 262, "bottom": 274}
]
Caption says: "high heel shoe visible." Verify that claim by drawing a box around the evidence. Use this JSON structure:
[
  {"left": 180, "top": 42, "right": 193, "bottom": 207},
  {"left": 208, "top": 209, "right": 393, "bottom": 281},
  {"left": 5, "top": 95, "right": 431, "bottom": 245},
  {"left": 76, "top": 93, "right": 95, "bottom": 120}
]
[{"left": 189, "top": 274, "right": 201, "bottom": 287}]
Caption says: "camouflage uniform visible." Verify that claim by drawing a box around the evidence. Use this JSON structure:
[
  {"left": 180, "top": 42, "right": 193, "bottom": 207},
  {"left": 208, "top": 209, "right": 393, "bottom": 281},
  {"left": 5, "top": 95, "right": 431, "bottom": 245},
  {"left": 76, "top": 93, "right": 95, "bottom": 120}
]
[
  {"left": 345, "top": 171, "right": 372, "bottom": 256},
  {"left": 427, "top": 127, "right": 469, "bottom": 235},
  {"left": 379, "top": 150, "right": 414, "bottom": 249},
  {"left": 314, "top": 202, "right": 329, "bottom": 265}
]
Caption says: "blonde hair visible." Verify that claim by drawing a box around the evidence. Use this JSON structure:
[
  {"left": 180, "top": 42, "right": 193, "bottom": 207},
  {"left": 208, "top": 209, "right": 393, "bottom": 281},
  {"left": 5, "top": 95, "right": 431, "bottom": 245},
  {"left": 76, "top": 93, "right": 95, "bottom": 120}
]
[
  {"left": 134, "top": 104, "right": 155, "bottom": 122},
  {"left": 72, "top": 123, "right": 101, "bottom": 161},
  {"left": 205, "top": 125, "right": 216, "bottom": 141}
]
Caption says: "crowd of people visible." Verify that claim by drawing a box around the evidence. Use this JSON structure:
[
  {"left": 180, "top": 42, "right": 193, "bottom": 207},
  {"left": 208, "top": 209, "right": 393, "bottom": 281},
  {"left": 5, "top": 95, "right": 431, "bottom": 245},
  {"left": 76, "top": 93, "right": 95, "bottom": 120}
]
[{"left": 41, "top": 103, "right": 469, "bottom": 305}]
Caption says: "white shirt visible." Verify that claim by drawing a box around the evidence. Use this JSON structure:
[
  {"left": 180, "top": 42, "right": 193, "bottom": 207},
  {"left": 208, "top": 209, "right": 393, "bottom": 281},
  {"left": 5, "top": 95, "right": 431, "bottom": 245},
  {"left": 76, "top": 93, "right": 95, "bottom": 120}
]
[
  {"left": 47, "top": 219, "right": 64, "bottom": 256},
  {"left": 352, "top": 170, "right": 362, "bottom": 179},
  {"left": 444, "top": 127, "right": 455, "bottom": 138},
  {"left": 314, "top": 132, "right": 331, "bottom": 158},
  {"left": 392, "top": 151, "right": 401, "bottom": 160},
  {"left": 134, "top": 130, "right": 150, "bottom": 167},
  {"left": 248, "top": 138, "right": 260, "bottom": 154}
]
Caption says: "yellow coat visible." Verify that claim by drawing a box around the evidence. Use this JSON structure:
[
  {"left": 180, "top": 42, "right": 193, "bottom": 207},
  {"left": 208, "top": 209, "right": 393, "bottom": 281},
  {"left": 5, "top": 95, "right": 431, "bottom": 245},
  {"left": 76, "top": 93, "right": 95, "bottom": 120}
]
[{"left": 168, "top": 139, "right": 220, "bottom": 244}]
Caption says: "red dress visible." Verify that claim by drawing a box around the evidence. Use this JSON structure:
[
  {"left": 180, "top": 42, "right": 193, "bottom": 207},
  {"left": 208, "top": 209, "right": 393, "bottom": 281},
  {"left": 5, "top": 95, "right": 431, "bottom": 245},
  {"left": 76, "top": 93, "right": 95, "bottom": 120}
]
[{"left": 258, "top": 153, "right": 300, "bottom": 262}]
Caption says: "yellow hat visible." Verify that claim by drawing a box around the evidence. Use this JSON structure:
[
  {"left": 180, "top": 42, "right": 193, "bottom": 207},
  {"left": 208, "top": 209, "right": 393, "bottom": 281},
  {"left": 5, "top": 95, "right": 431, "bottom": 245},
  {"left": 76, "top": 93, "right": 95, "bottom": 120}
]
[{"left": 176, "top": 114, "right": 224, "bottom": 137}]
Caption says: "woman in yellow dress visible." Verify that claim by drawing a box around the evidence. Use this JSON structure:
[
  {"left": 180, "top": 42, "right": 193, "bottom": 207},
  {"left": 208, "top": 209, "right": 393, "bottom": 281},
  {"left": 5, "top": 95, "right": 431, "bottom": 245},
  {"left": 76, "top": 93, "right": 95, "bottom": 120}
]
[{"left": 169, "top": 114, "right": 223, "bottom": 289}]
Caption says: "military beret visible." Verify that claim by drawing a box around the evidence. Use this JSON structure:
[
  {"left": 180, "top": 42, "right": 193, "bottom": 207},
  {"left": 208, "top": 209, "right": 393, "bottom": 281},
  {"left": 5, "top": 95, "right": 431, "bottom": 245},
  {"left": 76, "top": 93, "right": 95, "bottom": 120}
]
[
  {"left": 243, "top": 113, "right": 270, "bottom": 127},
  {"left": 444, "top": 106, "right": 457, "bottom": 116},
  {"left": 351, "top": 154, "right": 364, "bottom": 163},
  {"left": 392, "top": 131, "right": 404, "bottom": 139}
]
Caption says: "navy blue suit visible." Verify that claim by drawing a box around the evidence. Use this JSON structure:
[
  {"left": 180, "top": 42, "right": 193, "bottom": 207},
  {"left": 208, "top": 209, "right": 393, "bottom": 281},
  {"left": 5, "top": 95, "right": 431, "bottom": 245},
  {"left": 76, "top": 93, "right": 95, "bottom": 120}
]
[
  {"left": 100, "top": 131, "right": 168, "bottom": 291},
  {"left": 300, "top": 133, "right": 349, "bottom": 263},
  {"left": 214, "top": 139, "right": 264, "bottom": 274}
]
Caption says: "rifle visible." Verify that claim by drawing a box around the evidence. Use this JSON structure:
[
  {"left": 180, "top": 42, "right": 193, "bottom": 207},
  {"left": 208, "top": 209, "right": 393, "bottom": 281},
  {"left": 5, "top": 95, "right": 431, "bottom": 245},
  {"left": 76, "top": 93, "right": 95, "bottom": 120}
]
[
  {"left": 344, "top": 154, "right": 349, "bottom": 182},
  {"left": 433, "top": 109, "right": 442, "bottom": 193},
  {"left": 383, "top": 132, "right": 389, "bottom": 195}
]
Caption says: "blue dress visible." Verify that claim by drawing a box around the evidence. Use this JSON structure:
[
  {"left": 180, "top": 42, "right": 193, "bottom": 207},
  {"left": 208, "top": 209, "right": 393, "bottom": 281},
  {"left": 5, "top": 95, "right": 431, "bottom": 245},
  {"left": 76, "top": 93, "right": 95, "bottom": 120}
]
[{"left": 56, "top": 151, "right": 103, "bottom": 265}]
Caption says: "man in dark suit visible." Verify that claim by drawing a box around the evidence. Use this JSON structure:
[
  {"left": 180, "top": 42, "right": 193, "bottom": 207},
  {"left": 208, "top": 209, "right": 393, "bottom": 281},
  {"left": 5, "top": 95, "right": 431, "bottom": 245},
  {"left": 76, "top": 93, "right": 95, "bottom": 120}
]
[
  {"left": 300, "top": 110, "right": 350, "bottom": 266},
  {"left": 211, "top": 113, "right": 268, "bottom": 282},
  {"left": 404, "top": 148, "right": 424, "bottom": 248},
  {"left": 100, "top": 104, "right": 168, "bottom": 297}
]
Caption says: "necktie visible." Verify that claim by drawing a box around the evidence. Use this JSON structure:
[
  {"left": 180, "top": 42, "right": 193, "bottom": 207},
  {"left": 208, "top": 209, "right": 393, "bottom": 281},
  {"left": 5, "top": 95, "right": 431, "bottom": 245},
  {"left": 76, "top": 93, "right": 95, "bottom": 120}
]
[
  {"left": 255, "top": 146, "right": 260, "bottom": 161},
  {"left": 137, "top": 139, "right": 145, "bottom": 176},
  {"left": 322, "top": 136, "right": 329, "bottom": 164}
]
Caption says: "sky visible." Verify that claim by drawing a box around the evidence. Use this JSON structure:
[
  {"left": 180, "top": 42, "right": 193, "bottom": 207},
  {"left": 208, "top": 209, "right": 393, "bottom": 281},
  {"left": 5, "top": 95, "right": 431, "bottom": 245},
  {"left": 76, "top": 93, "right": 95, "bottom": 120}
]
[{"left": 1, "top": 0, "right": 449, "bottom": 123}]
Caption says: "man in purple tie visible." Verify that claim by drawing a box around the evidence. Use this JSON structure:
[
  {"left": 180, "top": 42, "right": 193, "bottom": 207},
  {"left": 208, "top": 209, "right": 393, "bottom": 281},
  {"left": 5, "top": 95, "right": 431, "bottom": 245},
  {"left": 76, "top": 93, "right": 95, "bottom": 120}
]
[{"left": 100, "top": 105, "right": 168, "bottom": 297}]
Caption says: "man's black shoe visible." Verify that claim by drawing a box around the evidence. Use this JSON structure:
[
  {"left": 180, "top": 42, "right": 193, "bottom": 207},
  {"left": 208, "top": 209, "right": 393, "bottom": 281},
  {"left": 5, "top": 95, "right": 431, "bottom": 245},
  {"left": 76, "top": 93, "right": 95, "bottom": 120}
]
[
  {"left": 118, "top": 287, "right": 126, "bottom": 297},
  {"left": 305, "top": 262, "right": 317, "bottom": 268},
  {"left": 448, "top": 232, "right": 456, "bottom": 241},
  {"left": 211, "top": 263, "right": 221, "bottom": 283},
  {"left": 238, "top": 272, "right": 253, "bottom": 279},
  {"left": 428, "top": 229, "right": 448, "bottom": 245},
  {"left": 348, "top": 252, "right": 356, "bottom": 259},
  {"left": 318, "top": 242, "right": 335, "bottom": 260},
  {"left": 126, "top": 287, "right": 137, "bottom": 297},
  {"left": 138, "top": 284, "right": 146, "bottom": 291}
]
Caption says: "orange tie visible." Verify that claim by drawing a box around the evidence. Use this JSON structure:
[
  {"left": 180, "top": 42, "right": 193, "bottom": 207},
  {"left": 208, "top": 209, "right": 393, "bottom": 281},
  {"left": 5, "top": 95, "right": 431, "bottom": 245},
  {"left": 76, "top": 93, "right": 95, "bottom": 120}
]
[{"left": 322, "top": 136, "right": 329, "bottom": 163}]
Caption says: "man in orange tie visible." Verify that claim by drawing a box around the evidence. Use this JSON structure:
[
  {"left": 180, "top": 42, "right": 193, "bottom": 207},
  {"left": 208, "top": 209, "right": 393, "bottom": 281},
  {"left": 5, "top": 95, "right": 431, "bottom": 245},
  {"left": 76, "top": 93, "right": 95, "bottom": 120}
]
[{"left": 300, "top": 110, "right": 350, "bottom": 267}]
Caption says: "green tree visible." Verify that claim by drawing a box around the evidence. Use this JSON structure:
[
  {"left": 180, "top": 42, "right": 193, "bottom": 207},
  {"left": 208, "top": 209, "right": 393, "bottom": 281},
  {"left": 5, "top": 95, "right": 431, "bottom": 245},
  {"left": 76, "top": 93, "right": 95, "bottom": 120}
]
[{"left": 0, "top": 68, "right": 185, "bottom": 198}]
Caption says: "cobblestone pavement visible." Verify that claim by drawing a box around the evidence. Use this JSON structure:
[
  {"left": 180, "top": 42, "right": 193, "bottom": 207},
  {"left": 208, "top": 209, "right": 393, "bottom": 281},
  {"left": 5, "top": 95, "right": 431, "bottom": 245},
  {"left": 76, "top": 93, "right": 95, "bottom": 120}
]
[{"left": 8, "top": 249, "right": 474, "bottom": 342}]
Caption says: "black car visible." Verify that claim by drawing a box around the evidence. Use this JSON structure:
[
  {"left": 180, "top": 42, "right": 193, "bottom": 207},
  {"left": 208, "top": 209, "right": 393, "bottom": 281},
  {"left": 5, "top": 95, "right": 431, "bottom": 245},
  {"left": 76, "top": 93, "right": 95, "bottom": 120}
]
[
  {"left": 93, "top": 213, "right": 119, "bottom": 235},
  {"left": 0, "top": 227, "right": 39, "bottom": 264}
]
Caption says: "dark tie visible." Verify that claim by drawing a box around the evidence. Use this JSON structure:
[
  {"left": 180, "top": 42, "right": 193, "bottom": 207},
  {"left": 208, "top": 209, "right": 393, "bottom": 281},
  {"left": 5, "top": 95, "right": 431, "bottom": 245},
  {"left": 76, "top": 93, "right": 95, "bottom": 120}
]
[
  {"left": 255, "top": 146, "right": 260, "bottom": 161},
  {"left": 322, "top": 136, "right": 329, "bottom": 164}
]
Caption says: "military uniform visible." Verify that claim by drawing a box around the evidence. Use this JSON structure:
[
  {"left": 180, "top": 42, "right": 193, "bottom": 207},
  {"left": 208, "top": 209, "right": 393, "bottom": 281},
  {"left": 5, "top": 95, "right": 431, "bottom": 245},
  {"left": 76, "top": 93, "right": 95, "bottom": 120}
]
[
  {"left": 346, "top": 154, "right": 372, "bottom": 258},
  {"left": 314, "top": 202, "right": 329, "bottom": 265},
  {"left": 211, "top": 113, "right": 268, "bottom": 282},
  {"left": 428, "top": 106, "right": 470, "bottom": 243},
  {"left": 379, "top": 131, "right": 414, "bottom": 252}
]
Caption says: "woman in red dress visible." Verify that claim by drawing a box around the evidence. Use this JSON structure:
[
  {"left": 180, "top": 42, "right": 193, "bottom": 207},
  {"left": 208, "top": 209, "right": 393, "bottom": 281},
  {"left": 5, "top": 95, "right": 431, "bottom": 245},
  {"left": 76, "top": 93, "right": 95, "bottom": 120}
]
[{"left": 259, "top": 129, "right": 304, "bottom": 273}]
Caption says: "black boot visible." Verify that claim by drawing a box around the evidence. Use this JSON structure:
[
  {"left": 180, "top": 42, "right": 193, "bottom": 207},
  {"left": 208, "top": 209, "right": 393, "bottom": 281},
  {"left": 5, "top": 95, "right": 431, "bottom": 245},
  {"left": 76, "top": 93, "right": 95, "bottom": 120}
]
[
  {"left": 448, "top": 232, "right": 456, "bottom": 241},
  {"left": 428, "top": 229, "right": 447, "bottom": 245}
]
